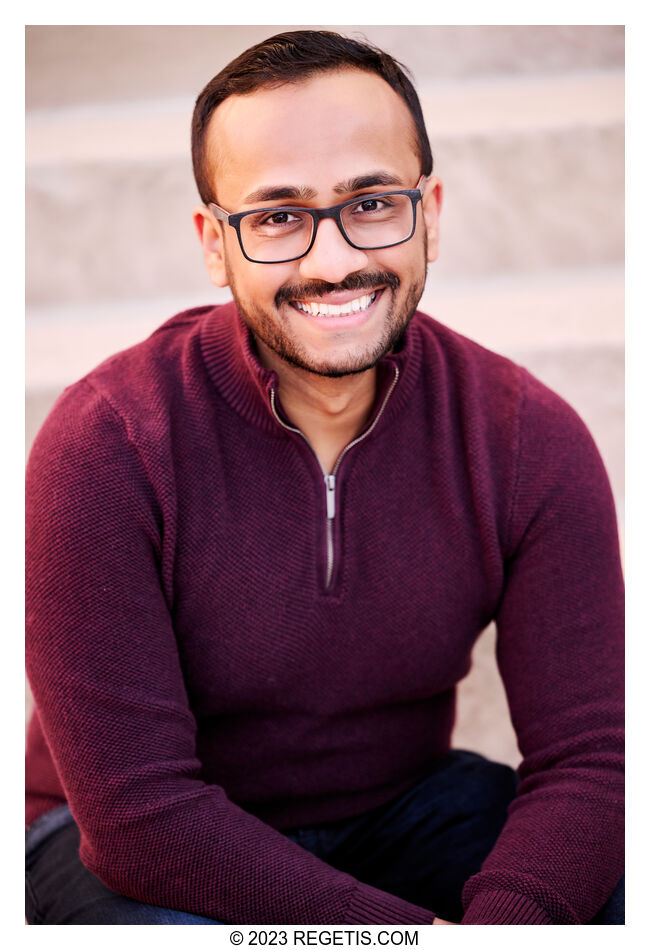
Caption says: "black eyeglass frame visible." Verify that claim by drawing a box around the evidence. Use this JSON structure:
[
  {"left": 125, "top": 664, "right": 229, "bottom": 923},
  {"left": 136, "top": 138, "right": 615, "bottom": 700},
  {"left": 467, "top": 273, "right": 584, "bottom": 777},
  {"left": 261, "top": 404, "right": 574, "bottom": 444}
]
[{"left": 208, "top": 176, "right": 426, "bottom": 264}]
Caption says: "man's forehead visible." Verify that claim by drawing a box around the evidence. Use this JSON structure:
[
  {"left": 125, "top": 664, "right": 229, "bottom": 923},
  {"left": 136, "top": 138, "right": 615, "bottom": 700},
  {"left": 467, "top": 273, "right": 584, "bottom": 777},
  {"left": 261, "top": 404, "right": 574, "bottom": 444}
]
[{"left": 206, "top": 69, "right": 420, "bottom": 204}]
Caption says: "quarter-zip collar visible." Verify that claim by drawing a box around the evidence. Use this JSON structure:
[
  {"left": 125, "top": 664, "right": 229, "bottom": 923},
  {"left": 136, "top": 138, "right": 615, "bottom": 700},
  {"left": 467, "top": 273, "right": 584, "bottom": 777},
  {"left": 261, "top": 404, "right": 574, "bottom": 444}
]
[
  {"left": 199, "top": 300, "right": 424, "bottom": 436},
  {"left": 268, "top": 362, "right": 402, "bottom": 590}
]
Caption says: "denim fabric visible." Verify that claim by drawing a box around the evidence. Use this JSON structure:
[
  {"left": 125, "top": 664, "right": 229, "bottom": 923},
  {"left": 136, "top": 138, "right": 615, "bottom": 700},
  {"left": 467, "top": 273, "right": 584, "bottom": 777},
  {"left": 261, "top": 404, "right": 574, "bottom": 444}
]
[{"left": 25, "top": 750, "right": 624, "bottom": 925}]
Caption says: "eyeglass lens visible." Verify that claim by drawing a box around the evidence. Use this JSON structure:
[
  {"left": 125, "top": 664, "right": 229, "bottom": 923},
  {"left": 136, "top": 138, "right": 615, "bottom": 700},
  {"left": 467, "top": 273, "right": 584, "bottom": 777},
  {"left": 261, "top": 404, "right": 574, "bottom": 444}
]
[{"left": 240, "top": 193, "right": 415, "bottom": 262}]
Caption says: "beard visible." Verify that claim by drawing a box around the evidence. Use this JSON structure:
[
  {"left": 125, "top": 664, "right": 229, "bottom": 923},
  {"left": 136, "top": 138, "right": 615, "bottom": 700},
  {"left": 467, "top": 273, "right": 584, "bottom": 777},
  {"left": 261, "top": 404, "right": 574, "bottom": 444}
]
[{"left": 225, "top": 258, "right": 427, "bottom": 379}]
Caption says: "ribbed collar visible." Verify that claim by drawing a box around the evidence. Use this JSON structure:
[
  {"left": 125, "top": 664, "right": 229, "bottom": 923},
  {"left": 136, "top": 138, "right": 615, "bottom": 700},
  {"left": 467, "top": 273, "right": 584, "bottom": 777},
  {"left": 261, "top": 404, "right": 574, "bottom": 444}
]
[{"left": 199, "top": 301, "right": 424, "bottom": 436}]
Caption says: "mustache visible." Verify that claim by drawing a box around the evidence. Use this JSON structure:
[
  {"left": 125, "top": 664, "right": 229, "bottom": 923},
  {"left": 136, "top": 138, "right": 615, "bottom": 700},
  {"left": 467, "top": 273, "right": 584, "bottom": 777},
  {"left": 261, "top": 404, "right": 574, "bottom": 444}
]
[{"left": 275, "top": 271, "right": 400, "bottom": 308}]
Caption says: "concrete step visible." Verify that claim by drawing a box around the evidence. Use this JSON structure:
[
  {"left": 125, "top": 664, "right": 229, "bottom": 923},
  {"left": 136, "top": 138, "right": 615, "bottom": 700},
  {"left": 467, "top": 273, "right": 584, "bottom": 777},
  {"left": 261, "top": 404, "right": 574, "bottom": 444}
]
[
  {"left": 26, "top": 25, "right": 623, "bottom": 110},
  {"left": 423, "top": 266, "right": 623, "bottom": 350},
  {"left": 453, "top": 623, "right": 519, "bottom": 767},
  {"left": 26, "top": 71, "right": 624, "bottom": 164}
]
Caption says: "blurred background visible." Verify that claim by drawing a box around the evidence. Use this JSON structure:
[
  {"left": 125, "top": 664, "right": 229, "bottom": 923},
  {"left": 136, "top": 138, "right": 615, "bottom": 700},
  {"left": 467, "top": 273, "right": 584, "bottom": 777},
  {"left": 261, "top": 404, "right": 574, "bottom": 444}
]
[{"left": 25, "top": 25, "right": 625, "bottom": 766}]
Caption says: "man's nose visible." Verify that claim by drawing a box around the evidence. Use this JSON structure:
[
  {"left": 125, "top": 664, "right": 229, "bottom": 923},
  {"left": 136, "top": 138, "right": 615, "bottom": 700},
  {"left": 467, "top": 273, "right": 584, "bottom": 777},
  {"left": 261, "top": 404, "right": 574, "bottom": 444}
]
[{"left": 298, "top": 218, "right": 369, "bottom": 284}]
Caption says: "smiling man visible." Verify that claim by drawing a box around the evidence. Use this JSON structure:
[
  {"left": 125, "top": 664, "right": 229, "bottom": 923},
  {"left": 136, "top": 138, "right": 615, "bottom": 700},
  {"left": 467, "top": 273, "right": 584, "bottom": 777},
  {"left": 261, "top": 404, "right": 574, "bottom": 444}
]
[
  {"left": 25, "top": 31, "right": 624, "bottom": 925},
  {"left": 192, "top": 65, "right": 440, "bottom": 477}
]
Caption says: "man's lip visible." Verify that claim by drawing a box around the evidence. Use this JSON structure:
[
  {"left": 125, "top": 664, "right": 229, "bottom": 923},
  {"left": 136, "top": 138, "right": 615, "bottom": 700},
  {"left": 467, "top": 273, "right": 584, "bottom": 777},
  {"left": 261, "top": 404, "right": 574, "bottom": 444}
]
[{"left": 289, "top": 287, "right": 383, "bottom": 306}]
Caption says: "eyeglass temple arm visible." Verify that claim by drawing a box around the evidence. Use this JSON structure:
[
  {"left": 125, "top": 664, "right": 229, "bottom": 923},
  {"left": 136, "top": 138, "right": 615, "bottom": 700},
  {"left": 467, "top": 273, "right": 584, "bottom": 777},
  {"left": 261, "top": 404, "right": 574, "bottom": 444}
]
[{"left": 208, "top": 203, "right": 229, "bottom": 223}]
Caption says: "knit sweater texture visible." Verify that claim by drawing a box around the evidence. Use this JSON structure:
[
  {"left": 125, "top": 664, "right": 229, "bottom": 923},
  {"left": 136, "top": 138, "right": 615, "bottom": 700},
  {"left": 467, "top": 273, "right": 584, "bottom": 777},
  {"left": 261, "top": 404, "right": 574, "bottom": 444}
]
[{"left": 25, "top": 303, "right": 624, "bottom": 925}]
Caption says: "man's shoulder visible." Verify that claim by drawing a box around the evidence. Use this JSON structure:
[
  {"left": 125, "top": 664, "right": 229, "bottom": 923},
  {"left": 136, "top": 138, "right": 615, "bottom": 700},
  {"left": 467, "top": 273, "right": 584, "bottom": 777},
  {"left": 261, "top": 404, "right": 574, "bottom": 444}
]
[
  {"left": 410, "top": 309, "right": 591, "bottom": 444},
  {"left": 28, "top": 303, "right": 234, "bottom": 470},
  {"left": 51, "top": 302, "right": 229, "bottom": 416},
  {"left": 84, "top": 303, "right": 216, "bottom": 401},
  {"left": 411, "top": 309, "right": 525, "bottom": 407}
]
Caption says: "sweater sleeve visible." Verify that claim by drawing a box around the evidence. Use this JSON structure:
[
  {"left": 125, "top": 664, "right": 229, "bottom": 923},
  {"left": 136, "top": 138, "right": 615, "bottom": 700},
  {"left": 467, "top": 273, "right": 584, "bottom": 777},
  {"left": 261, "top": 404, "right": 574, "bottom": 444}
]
[
  {"left": 25, "top": 382, "right": 433, "bottom": 925},
  {"left": 461, "top": 369, "right": 624, "bottom": 924}
]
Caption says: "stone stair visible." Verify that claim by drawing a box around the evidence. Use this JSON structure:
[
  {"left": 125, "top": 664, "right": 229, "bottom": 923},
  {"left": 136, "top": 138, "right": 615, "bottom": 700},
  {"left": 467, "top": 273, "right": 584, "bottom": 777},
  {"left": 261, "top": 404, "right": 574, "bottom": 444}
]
[{"left": 25, "top": 26, "right": 625, "bottom": 767}]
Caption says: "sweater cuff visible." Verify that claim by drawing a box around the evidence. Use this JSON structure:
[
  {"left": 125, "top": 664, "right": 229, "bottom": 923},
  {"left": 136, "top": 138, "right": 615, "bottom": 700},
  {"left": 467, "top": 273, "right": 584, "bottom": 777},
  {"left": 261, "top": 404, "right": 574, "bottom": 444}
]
[
  {"left": 344, "top": 882, "right": 433, "bottom": 924},
  {"left": 462, "top": 889, "right": 552, "bottom": 924}
]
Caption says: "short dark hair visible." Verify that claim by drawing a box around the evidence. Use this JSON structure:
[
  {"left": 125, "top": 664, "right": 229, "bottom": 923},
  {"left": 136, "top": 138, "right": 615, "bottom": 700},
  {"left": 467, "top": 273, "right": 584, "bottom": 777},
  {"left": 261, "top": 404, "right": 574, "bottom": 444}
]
[{"left": 191, "top": 30, "right": 433, "bottom": 205}]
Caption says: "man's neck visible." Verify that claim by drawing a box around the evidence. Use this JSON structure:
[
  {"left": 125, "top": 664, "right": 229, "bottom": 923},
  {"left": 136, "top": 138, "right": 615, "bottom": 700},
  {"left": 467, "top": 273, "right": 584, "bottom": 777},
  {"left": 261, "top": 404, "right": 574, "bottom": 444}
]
[{"left": 256, "top": 339, "right": 377, "bottom": 474}]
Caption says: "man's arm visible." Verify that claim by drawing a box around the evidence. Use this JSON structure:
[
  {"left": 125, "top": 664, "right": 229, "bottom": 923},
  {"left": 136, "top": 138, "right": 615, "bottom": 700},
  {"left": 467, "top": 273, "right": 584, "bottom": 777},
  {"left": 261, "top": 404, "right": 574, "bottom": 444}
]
[
  {"left": 25, "top": 381, "right": 434, "bottom": 925},
  {"left": 461, "top": 369, "right": 624, "bottom": 924}
]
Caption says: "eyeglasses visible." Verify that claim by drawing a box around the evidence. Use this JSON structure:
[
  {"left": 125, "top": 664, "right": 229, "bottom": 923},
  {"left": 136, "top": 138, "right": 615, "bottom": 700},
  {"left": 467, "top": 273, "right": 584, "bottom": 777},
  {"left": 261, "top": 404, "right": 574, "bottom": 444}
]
[{"left": 208, "top": 176, "right": 426, "bottom": 264}]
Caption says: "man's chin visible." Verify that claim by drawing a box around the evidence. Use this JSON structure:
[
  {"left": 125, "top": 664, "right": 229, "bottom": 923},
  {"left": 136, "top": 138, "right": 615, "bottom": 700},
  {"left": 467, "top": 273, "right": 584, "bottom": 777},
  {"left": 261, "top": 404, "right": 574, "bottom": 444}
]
[
  {"left": 282, "top": 354, "right": 383, "bottom": 379},
  {"left": 264, "top": 327, "right": 408, "bottom": 378}
]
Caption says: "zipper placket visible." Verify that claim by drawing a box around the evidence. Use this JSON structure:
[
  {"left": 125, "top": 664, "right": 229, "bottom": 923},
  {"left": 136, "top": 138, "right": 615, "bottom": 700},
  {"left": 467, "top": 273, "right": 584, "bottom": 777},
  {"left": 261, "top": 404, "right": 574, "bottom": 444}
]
[{"left": 270, "top": 365, "right": 400, "bottom": 588}]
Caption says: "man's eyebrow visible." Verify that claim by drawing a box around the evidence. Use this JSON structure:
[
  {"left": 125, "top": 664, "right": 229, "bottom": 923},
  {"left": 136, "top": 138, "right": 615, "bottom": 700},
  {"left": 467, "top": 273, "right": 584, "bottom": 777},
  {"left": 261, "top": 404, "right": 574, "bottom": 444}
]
[
  {"left": 243, "top": 184, "right": 318, "bottom": 204},
  {"left": 243, "top": 172, "right": 405, "bottom": 206},
  {"left": 332, "top": 172, "right": 404, "bottom": 194}
]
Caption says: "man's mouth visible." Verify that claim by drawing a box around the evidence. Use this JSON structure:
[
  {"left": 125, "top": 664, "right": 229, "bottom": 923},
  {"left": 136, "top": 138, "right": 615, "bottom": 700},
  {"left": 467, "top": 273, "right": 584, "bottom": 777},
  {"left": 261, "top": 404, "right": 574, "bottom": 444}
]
[{"left": 292, "top": 291, "right": 377, "bottom": 318}]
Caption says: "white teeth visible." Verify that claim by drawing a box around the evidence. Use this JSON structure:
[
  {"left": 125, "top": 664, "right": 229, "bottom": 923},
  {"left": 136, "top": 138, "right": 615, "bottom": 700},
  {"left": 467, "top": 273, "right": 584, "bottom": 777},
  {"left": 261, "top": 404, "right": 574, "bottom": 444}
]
[{"left": 295, "top": 292, "right": 376, "bottom": 317}]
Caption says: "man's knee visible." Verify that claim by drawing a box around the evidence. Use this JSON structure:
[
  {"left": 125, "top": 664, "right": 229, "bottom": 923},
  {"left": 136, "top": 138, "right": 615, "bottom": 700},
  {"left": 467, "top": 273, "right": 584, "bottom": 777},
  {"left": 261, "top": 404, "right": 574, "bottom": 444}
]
[{"left": 430, "top": 750, "right": 518, "bottom": 818}]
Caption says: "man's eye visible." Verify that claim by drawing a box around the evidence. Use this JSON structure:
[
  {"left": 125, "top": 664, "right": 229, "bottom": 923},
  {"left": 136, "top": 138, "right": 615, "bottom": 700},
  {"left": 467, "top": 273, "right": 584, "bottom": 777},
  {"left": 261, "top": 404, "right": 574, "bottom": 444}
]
[
  {"left": 247, "top": 210, "right": 307, "bottom": 236},
  {"left": 262, "top": 211, "right": 301, "bottom": 226},
  {"left": 352, "top": 198, "right": 392, "bottom": 214}
]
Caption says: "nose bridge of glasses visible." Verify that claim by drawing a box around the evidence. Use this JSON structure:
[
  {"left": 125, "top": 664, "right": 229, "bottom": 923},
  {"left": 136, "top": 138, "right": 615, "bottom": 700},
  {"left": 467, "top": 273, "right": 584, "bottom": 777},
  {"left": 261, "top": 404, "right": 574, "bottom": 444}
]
[
  {"left": 309, "top": 205, "right": 358, "bottom": 252},
  {"left": 310, "top": 205, "right": 362, "bottom": 256},
  {"left": 297, "top": 209, "right": 369, "bottom": 278}
]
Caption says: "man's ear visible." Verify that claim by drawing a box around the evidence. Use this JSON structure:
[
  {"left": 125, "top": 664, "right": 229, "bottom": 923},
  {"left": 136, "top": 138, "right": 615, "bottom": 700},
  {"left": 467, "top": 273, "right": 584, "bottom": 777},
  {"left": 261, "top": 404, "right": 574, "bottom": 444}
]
[
  {"left": 421, "top": 176, "right": 443, "bottom": 264},
  {"left": 193, "top": 206, "right": 230, "bottom": 287}
]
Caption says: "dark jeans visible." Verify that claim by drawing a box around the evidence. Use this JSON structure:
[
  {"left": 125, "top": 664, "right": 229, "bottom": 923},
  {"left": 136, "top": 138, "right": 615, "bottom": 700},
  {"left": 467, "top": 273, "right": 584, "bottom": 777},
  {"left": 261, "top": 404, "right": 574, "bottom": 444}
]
[{"left": 25, "top": 750, "right": 624, "bottom": 925}]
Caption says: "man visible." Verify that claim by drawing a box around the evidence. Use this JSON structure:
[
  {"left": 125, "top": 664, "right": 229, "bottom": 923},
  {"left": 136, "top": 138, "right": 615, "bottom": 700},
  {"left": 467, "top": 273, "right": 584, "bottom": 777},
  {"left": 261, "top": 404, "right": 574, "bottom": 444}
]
[{"left": 25, "top": 31, "right": 624, "bottom": 925}]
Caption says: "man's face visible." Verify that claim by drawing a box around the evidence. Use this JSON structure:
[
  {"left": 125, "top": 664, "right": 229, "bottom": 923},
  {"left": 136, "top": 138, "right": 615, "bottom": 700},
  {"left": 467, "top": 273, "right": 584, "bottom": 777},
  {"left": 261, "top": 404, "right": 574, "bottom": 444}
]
[{"left": 195, "top": 69, "right": 442, "bottom": 378}]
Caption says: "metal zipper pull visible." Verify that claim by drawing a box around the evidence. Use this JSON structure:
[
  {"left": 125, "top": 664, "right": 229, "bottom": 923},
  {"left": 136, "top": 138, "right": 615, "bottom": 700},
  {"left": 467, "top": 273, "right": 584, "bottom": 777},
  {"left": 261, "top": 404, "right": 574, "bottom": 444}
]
[
  {"left": 324, "top": 475, "right": 336, "bottom": 588},
  {"left": 325, "top": 474, "right": 336, "bottom": 519}
]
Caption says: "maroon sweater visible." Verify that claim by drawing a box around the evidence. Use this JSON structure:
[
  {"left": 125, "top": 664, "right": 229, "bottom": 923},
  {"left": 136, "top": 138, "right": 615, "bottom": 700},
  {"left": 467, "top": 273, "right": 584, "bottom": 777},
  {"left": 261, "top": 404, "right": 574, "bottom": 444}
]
[{"left": 25, "top": 304, "right": 624, "bottom": 924}]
